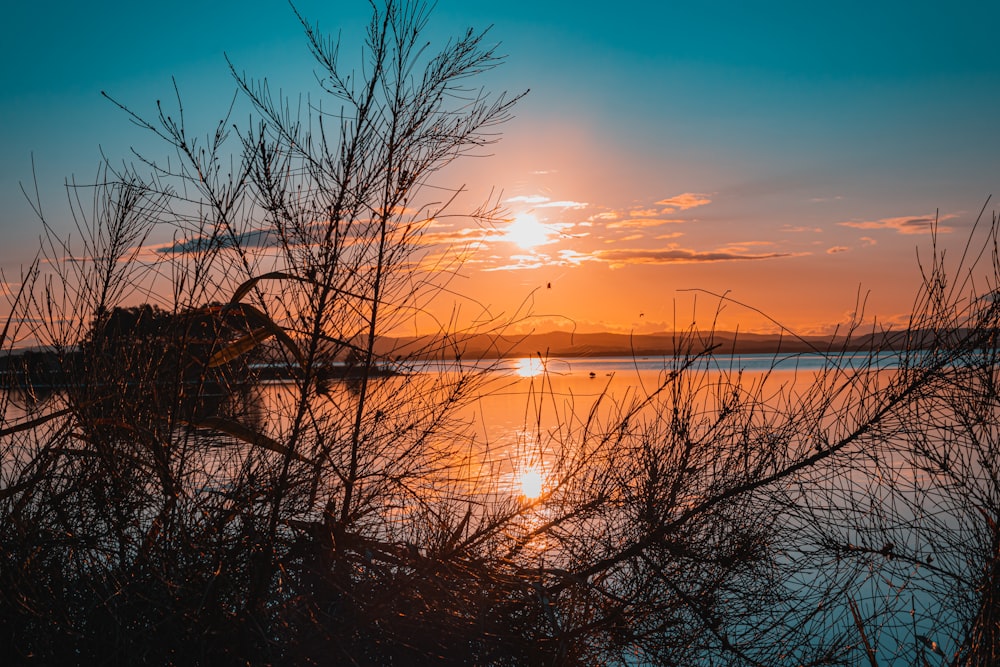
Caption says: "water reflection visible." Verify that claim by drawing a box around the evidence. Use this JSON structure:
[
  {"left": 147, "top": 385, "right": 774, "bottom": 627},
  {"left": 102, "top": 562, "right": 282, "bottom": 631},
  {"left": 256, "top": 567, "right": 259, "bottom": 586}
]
[
  {"left": 2, "top": 353, "right": 903, "bottom": 506},
  {"left": 516, "top": 463, "right": 545, "bottom": 499},
  {"left": 514, "top": 357, "right": 544, "bottom": 378}
]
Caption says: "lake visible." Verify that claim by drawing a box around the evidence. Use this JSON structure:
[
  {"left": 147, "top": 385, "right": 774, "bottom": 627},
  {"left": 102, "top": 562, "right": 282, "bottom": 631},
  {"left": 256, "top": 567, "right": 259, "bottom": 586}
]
[
  {"left": 367, "top": 351, "right": 910, "bottom": 498},
  {"left": 1, "top": 349, "right": 906, "bottom": 500},
  {"left": 0, "top": 349, "right": 971, "bottom": 663},
  {"left": 437, "top": 351, "right": 906, "bottom": 439},
  {"left": 0, "top": 350, "right": 910, "bottom": 457}
]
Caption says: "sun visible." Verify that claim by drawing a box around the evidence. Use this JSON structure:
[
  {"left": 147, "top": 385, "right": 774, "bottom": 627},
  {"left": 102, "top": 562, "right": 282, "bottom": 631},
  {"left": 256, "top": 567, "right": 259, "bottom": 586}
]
[
  {"left": 518, "top": 465, "right": 545, "bottom": 499},
  {"left": 502, "top": 213, "right": 550, "bottom": 250}
]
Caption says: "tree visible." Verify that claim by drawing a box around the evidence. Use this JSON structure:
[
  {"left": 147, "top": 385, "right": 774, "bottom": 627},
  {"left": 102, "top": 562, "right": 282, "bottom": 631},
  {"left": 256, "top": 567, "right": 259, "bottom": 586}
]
[
  {"left": 2, "top": 1, "right": 999, "bottom": 664},
  {"left": 2, "top": 2, "right": 524, "bottom": 662}
]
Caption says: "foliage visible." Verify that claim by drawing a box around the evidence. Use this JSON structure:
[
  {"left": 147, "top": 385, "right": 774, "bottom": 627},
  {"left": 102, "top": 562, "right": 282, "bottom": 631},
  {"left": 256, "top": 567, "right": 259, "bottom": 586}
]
[{"left": 2, "top": 1, "right": 1000, "bottom": 665}]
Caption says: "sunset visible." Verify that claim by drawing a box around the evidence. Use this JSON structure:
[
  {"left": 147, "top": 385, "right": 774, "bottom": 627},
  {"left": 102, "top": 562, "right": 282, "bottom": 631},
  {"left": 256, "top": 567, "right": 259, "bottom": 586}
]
[
  {"left": 4, "top": 1, "right": 1000, "bottom": 336},
  {"left": 2, "top": 1, "right": 1000, "bottom": 664}
]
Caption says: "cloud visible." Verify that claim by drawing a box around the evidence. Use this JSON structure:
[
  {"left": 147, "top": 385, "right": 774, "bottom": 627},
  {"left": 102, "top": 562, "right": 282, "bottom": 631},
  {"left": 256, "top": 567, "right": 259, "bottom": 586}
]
[
  {"left": 484, "top": 254, "right": 553, "bottom": 272},
  {"left": 539, "top": 200, "right": 589, "bottom": 209},
  {"left": 158, "top": 212, "right": 449, "bottom": 254},
  {"left": 726, "top": 240, "right": 775, "bottom": 249},
  {"left": 838, "top": 214, "right": 956, "bottom": 235},
  {"left": 860, "top": 236, "right": 877, "bottom": 246},
  {"left": 720, "top": 243, "right": 774, "bottom": 254},
  {"left": 482, "top": 247, "right": 597, "bottom": 272},
  {"left": 417, "top": 226, "right": 500, "bottom": 247},
  {"left": 505, "top": 195, "right": 550, "bottom": 205},
  {"left": 826, "top": 246, "right": 850, "bottom": 254},
  {"left": 157, "top": 229, "right": 280, "bottom": 254},
  {"left": 782, "top": 225, "right": 823, "bottom": 233},
  {"left": 591, "top": 211, "right": 620, "bottom": 221},
  {"left": 629, "top": 208, "right": 661, "bottom": 218},
  {"left": 556, "top": 249, "right": 592, "bottom": 266},
  {"left": 594, "top": 245, "right": 795, "bottom": 268},
  {"left": 606, "top": 218, "right": 685, "bottom": 229},
  {"left": 416, "top": 247, "right": 484, "bottom": 272},
  {"left": 504, "top": 194, "right": 588, "bottom": 209},
  {"left": 655, "top": 192, "right": 712, "bottom": 211}
]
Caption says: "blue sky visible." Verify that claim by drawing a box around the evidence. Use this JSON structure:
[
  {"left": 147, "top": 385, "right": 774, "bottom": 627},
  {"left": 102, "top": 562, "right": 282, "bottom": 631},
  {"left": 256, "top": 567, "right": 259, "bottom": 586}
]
[{"left": 3, "top": 1, "right": 999, "bottom": 333}]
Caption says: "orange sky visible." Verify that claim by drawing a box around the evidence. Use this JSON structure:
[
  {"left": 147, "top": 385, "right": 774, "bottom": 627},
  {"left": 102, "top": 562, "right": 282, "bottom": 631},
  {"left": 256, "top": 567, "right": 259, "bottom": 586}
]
[{"left": 408, "top": 122, "right": 979, "bottom": 337}]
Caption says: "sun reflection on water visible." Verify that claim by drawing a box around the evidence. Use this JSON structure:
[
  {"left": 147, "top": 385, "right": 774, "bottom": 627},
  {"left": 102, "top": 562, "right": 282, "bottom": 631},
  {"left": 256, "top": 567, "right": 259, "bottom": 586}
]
[
  {"left": 518, "top": 464, "right": 545, "bottom": 499},
  {"left": 514, "top": 357, "right": 545, "bottom": 378}
]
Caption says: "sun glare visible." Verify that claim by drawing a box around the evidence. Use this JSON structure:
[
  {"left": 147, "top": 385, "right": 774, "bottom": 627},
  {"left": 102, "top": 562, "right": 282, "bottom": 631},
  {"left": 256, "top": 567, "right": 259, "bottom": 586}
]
[
  {"left": 503, "top": 213, "right": 550, "bottom": 250},
  {"left": 515, "top": 357, "right": 544, "bottom": 377},
  {"left": 519, "top": 465, "right": 545, "bottom": 499}
]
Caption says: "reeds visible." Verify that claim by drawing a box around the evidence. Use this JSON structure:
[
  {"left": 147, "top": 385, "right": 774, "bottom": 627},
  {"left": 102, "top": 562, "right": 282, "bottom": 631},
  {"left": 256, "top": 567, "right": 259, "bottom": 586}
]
[{"left": 2, "top": 2, "right": 1000, "bottom": 664}]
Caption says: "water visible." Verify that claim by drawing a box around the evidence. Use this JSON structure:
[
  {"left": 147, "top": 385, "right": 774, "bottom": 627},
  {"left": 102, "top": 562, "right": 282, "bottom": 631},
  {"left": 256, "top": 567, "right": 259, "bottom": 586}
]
[
  {"left": 446, "top": 353, "right": 966, "bottom": 663},
  {"left": 427, "top": 351, "right": 907, "bottom": 448},
  {"left": 403, "top": 350, "right": 910, "bottom": 375},
  {"left": 0, "top": 351, "right": 973, "bottom": 663},
  {"left": 0, "top": 351, "right": 908, "bottom": 487}
]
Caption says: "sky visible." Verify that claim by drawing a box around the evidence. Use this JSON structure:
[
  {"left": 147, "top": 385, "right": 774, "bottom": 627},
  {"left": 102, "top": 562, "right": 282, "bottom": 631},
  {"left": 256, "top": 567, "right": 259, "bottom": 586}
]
[{"left": 3, "top": 0, "right": 1000, "bottom": 337}]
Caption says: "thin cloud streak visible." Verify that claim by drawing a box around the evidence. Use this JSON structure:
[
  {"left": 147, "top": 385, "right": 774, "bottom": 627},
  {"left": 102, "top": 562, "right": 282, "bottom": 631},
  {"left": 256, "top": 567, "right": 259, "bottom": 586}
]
[
  {"left": 656, "top": 192, "right": 713, "bottom": 211},
  {"left": 417, "top": 226, "right": 501, "bottom": 247},
  {"left": 157, "top": 229, "right": 281, "bottom": 254},
  {"left": 606, "top": 218, "right": 686, "bottom": 229},
  {"left": 482, "top": 247, "right": 597, "bottom": 272},
  {"left": 838, "top": 214, "right": 956, "bottom": 235},
  {"left": 504, "top": 194, "right": 588, "bottom": 209},
  {"left": 628, "top": 208, "right": 662, "bottom": 217},
  {"left": 483, "top": 254, "right": 553, "bottom": 271},
  {"left": 595, "top": 246, "right": 797, "bottom": 268}
]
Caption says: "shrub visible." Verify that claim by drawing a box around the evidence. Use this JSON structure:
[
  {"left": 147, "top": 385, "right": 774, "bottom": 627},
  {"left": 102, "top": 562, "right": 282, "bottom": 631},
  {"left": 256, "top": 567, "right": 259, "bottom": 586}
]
[{"left": 2, "top": 2, "right": 999, "bottom": 665}]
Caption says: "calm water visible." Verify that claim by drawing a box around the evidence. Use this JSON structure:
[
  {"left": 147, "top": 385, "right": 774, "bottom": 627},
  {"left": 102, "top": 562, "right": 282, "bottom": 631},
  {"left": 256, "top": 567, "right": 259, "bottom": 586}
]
[
  {"left": 403, "top": 350, "right": 908, "bottom": 375},
  {"left": 437, "top": 352, "right": 907, "bottom": 447},
  {"left": 0, "top": 351, "right": 963, "bottom": 662},
  {"left": 1, "top": 351, "right": 903, "bottom": 496},
  {"left": 0, "top": 350, "right": 912, "bottom": 499},
  {"left": 0, "top": 351, "right": 907, "bottom": 433}
]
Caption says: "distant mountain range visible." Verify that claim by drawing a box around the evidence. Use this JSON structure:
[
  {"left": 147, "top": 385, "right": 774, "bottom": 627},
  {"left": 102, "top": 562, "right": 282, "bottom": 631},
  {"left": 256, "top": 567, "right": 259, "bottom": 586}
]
[
  {"left": 368, "top": 328, "right": 954, "bottom": 360},
  {"left": 0, "top": 327, "right": 979, "bottom": 390},
  {"left": 2, "top": 329, "right": 972, "bottom": 368}
]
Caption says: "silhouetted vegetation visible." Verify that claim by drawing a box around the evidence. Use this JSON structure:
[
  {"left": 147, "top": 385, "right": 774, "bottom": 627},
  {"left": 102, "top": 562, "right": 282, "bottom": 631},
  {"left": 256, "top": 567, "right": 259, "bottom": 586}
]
[{"left": 2, "top": 2, "right": 1000, "bottom": 665}]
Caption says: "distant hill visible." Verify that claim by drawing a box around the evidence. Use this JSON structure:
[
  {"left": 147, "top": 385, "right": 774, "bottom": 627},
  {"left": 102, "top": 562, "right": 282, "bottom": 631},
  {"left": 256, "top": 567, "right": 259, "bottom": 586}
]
[
  {"left": 369, "top": 328, "right": 945, "bottom": 360},
  {"left": 3, "top": 328, "right": 972, "bottom": 368}
]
